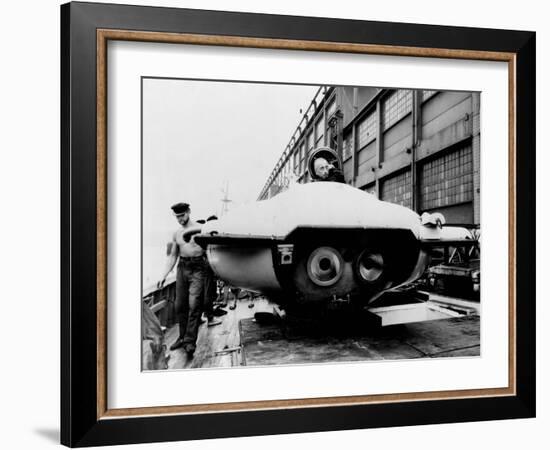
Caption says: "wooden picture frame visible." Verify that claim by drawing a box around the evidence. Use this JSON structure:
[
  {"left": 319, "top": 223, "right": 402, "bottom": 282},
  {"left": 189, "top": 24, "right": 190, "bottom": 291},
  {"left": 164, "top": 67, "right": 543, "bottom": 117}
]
[{"left": 61, "top": 1, "right": 535, "bottom": 446}]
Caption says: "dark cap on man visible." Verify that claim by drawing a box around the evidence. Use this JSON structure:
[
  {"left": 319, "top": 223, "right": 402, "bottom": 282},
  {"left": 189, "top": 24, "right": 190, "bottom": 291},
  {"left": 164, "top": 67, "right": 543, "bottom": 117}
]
[
  {"left": 206, "top": 215, "right": 218, "bottom": 221},
  {"left": 171, "top": 202, "right": 190, "bottom": 216}
]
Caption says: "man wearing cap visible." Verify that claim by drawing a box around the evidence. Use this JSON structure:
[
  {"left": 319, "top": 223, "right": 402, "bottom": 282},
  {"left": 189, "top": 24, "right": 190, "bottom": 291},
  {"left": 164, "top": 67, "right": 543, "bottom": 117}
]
[{"left": 157, "top": 202, "right": 206, "bottom": 357}]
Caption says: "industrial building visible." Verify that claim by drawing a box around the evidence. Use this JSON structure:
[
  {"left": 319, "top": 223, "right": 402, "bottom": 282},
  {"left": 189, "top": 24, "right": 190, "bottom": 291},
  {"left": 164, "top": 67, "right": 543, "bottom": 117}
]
[{"left": 258, "top": 86, "right": 480, "bottom": 227}]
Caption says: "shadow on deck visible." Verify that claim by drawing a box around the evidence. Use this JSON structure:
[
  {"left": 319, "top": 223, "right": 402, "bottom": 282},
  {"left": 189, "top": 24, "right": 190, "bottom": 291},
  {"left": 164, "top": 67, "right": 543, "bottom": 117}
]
[{"left": 164, "top": 295, "right": 480, "bottom": 370}]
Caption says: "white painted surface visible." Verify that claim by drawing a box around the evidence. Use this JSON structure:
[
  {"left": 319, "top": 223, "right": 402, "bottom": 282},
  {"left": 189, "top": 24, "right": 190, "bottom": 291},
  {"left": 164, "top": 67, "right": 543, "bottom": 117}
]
[{"left": 203, "top": 182, "right": 421, "bottom": 238}]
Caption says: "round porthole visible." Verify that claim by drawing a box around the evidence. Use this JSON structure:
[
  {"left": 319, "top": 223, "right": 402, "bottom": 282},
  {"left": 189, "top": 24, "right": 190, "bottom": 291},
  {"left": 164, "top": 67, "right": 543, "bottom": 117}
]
[
  {"left": 355, "top": 250, "right": 384, "bottom": 283},
  {"left": 306, "top": 246, "right": 344, "bottom": 287}
]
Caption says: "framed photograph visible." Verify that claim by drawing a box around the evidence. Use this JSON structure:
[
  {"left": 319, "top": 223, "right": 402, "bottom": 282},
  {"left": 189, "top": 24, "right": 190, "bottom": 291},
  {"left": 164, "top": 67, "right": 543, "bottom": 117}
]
[{"left": 61, "top": 1, "right": 535, "bottom": 447}]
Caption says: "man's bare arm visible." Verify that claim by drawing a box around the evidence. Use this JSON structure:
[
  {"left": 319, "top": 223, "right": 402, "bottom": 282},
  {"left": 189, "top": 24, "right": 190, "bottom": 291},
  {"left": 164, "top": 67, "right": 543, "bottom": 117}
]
[{"left": 157, "top": 232, "right": 178, "bottom": 289}]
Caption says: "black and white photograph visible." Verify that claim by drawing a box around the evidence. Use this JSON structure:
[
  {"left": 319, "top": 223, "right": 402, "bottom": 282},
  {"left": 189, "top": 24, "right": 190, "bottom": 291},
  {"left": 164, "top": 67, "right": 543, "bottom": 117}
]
[{"left": 141, "top": 78, "right": 481, "bottom": 371}]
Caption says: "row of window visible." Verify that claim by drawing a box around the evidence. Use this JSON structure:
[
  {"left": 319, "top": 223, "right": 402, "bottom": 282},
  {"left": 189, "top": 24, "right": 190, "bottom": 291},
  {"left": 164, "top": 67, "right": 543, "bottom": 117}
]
[
  {"left": 263, "top": 88, "right": 439, "bottom": 198},
  {"left": 358, "top": 111, "right": 377, "bottom": 149},
  {"left": 289, "top": 98, "right": 336, "bottom": 178},
  {"left": 419, "top": 145, "right": 473, "bottom": 210},
  {"left": 382, "top": 89, "right": 413, "bottom": 131},
  {"left": 269, "top": 97, "right": 336, "bottom": 192},
  {"left": 375, "top": 145, "right": 474, "bottom": 211},
  {"left": 380, "top": 169, "right": 413, "bottom": 208},
  {"left": 342, "top": 89, "right": 437, "bottom": 161}
]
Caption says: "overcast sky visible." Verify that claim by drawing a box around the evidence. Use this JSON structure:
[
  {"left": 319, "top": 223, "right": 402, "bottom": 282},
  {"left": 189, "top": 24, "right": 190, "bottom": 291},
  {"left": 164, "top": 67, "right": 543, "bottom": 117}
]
[{"left": 142, "top": 78, "right": 319, "bottom": 287}]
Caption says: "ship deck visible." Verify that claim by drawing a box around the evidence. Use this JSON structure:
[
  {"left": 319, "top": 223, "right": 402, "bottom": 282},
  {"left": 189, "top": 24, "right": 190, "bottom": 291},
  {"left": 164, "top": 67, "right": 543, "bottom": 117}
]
[{"left": 164, "top": 293, "right": 480, "bottom": 370}]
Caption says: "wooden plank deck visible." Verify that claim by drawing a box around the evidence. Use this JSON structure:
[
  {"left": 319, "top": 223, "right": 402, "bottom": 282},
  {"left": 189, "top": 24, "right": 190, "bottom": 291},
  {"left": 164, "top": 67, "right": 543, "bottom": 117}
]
[
  {"left": 165, "top": 297, "right": 273, "bottom": 370},
  {"left": 164, "top": 296, "right": 480, "bottom": 370}
]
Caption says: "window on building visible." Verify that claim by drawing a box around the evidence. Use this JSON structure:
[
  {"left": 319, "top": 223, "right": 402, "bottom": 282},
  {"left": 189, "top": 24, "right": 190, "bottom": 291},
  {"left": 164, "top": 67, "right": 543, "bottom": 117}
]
[
  {"left": 382, "top": 90, "right": 412, "bottom": 130},
  {"left": 293, "top": 149, "right": 300, "bottom": 173},
  {"left": 307, "top": 131, "right": 314, "bottom": 154},
  {"left": 326, "top": 98, "right": 336, "bottom": 118},
  {"left": 380, "top": 170, "right": 412, "bottom": 208},
  {"left": 357, "top": 111, "right": 377, "bottom": 148},
  {"left": 343, "top": 132, "right": 353, "bottom": 160},
  {"left": 282, "top": 161, "right": 290, "bottom": 186},
  {"left": 300, "top": 142, "right": 306, "bottom": 174},
  {"left": 315, "top": 117, "right": 324, "bottom": 145},
  {"left": 419, "top": 145, "right": 473, "bottom": 211}
]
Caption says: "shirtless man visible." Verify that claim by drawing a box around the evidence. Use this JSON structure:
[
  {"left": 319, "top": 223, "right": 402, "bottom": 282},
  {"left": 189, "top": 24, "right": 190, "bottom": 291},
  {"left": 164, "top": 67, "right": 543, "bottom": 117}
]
[{"left": 158, "top": 202, "right": 205, "bottom": 357}]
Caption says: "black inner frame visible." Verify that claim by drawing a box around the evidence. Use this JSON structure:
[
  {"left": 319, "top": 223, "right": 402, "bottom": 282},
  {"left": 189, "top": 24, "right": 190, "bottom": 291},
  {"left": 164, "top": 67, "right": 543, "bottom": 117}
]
[{"left": 61, "top": 2, "right": 535, "bottom": 447}]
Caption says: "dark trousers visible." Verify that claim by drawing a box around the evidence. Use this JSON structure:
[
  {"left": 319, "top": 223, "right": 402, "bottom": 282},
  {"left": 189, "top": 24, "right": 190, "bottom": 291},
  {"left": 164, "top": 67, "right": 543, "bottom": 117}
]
[
  {"left": 175, "top": 257, "right": 205, "bottom": 351},
  {"left": 203, "top": 264, "right": 217, "bottom": 320}
]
